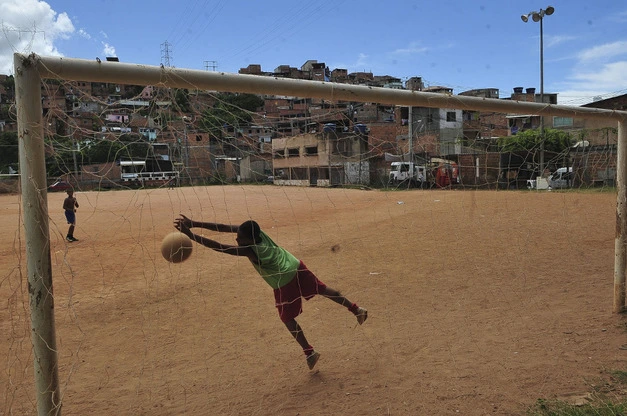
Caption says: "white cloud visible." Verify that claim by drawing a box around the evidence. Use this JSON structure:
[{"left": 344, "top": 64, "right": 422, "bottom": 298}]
[
  {"left": 608, "top": 10, "right": 627, "bottom": 23},
  {"left": 570, "top": 61, "right": 627, "bottom": 87},
  {"left": 0, "top": 0, "right": 75, "bottom": 74},
  {"left": 330, "top": 53, "right": 380, "bottom": 75},
  {"left": 102, "top": 42, "right": 116, "bottom": 57},
  {"left": 78, "top": 29, "right": 91, "bottom": 40},
  {"left": 558, "top": 60, "right": 627, "bottom": 104},
  {"left": 545, "top": 35, "right": 577, "bottom": 48},
  {"left": 391, "top": 42, "right": 428, "bottom": 56},
  {"left": 578, "top": 41, "right": 627, "bottom": 62},
  {"left": 336, "top": 53, "right": 371, "bottom": 73}
]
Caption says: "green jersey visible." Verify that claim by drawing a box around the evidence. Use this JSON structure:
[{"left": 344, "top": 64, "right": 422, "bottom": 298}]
[{"left": 251, "top": 230, "right": 300, "bottom": 289}]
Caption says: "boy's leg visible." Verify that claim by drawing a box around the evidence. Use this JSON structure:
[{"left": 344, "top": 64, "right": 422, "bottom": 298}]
[
  {"left": 319, "top": 286, "right": 368, "bottom": 325},
  {"left": 67, "top": 224, "right": 75, "bottom": 241},
  {"left": 284, "top": 319, "right": 320, "bottom": 370},
  {"left": 67, "top": 224, "right": 78, "bottom": 241},
  {"left": 318, "top": 286, "right": 351, "bottom": 307}
]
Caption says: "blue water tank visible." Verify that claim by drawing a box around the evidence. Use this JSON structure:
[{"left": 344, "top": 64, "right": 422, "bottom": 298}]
[
  {"left": 354, "top": 123, "right": 367, "bottom": 134},
  {"left": 323, "top": 123, "right": 336, "bottom": 132}
]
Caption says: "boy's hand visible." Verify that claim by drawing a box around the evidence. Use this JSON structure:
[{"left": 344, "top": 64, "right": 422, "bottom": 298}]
[
  {"left": 177, "top": 214, "right": 193, "bottom": 228},
  {"left": 174, "top": 217, "right": 192, "bottom": 236}
]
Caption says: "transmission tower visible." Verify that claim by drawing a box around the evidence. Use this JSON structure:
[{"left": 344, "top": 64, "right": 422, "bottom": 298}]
[
  {"left": 204, "top": 60, "right": 218, "bottom": 71},
  {"left": 1, "top": 22, "right": 45, "bottom": 53},
  {"left": 160, "top": 41, "right": 172, "bottom": 67}
]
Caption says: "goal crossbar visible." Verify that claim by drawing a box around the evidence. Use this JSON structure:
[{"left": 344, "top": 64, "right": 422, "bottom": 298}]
[{"left": 25, "top": 53, "right": 627, "bottom": 122}]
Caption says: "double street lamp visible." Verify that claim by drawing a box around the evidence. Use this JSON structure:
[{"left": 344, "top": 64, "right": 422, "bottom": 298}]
[{"left": 521, "top": 5, "right": 554, "bottom": 178}]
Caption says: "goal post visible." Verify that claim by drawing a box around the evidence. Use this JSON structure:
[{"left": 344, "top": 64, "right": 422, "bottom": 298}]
[
  {"left": 14, "top": 54, "right": 62, "bottom": 415},
  {"left": 616, "top": 120, "right": 627, "bottom": 314},
  {"left": 12, "top": 52, "right": 627, "bottom": 413}
]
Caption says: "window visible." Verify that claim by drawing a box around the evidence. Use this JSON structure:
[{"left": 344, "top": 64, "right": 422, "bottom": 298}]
[
  {"left": 305, "top": 146, "right": 318, "bottom": 156},
  {"left": 275, "top": 149, "right": 285, "bottom": 157},
  {"left": 446, "top": 111, "right": 456, "bottom": 122},
  {"left": 288, "top": 148, "right": 300, "bottom": 157},
  {"left": 553, "top": 117, "right": 573, "bottom": 127}
]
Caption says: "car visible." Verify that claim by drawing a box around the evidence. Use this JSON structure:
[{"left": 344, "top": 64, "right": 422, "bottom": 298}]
[{"left": 48, "top": 181, "right": 72, "bottom": 192}]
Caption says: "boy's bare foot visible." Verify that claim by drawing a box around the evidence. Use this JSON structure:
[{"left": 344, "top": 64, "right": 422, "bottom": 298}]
[
  {"left": 355, "top": 307, "right": 368, "bottom": 325},
  {"left": 306, "top": 351, "right": 320, "bottom": 370}
]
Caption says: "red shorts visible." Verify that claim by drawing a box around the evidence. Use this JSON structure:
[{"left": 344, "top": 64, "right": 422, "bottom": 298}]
[{"left": 273, "top": 261, "right": 327, "bottom": 323}]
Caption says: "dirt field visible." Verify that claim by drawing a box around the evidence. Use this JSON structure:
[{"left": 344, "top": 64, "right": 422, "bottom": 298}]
[{"left": 1, "top": 185, "right": 626, "bottom": 415}]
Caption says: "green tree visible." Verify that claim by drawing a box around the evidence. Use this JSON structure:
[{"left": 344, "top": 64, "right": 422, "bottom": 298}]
[
  {"left": 0, "top": 131, "right": 18, "bottom": 172},
  {"left": 1, "top": 75, "right": 15, "bottom": 95},
  {"left": 498, "top": 128, "right": 573, "bottom": 153},
  {"left": 200, "top": 93, "right": 264, "bottom": 137},
  {"left": 45, "top": 135, "right": 75, "bottom": 177},
  {"left": 81, "top": 139, "right": 124, "bottom": 164},
  {"left": 118, "top": 135, "right": 150, "bottom": 159},
  {"left": 174, "top": 89, "right": 190, "bottom": 113}
]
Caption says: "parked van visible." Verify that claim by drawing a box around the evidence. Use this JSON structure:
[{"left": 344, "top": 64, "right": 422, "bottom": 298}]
[{"left": 548, "top": 167, "right": 573, "bottom": 189}]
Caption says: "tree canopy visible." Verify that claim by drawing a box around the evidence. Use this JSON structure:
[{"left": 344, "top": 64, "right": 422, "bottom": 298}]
[
  {"left": 0, "top": 131, "right": 18, "bottom": 173},
  {"left": 200, "top": 93, "right": 264, "bottom": 138},
  {"left": 498, "top": 128, "right": 574, "bottom": 153}
]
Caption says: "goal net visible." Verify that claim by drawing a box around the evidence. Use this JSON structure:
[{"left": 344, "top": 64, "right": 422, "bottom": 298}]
[{"left": 2, "top": 53, "right": 626, "bottom": 415}]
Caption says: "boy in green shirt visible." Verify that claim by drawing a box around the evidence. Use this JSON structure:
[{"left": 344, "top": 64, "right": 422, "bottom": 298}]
[{"left": 174, "top": 215, "right": 367, "bottom": 370}]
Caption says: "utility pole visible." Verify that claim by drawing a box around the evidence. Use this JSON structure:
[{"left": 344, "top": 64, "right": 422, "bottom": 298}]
[
  {"left": 70, "top": 124, "right": 79, "bottom": 183},
  {"left": 408, "top": 106, "right": 413, "bottom": 163}
]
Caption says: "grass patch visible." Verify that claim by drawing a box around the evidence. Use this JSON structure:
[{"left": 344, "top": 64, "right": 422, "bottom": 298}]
[
  {"left": 527, "top": 369, "right": 627, "bottom": 415},
  {"left": 529, "top": 398, "right": 626, "bottom": 415},
  {"left": 611, "top": 370, "right": 627, "bottom": 384}
]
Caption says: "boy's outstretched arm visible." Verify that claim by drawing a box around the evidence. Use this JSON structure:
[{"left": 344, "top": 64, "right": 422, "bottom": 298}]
[
  {"left": 175, "top": 218, "right": 257, "bottom": 261},
  {"left": 177, "top": 214, "right": 238, "bottom": 233}
]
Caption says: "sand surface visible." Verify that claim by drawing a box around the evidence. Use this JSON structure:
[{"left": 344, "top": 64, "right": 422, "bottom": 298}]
[{"left": 1, "top": 186, "right": 626, "bottom": 415}]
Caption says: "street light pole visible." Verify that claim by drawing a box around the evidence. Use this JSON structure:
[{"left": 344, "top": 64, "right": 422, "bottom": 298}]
[
  {"left": 539, "top": 15, "right": 545, "bottom": 177},
  {"left": 522, "top": 5, "right": 554, "bottom": 178}
]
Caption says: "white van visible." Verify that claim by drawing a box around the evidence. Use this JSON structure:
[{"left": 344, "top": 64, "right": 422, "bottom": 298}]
[{"left": 548, "top": 167, "right": 573, "bottom": 189}]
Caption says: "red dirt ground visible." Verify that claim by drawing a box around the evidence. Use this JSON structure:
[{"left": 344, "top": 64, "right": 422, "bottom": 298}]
[{"left": 1, "top": 186, "right": 626, "bottom": 415}]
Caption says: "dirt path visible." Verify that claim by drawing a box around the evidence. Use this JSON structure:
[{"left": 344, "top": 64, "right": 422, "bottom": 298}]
[{"left": 1, "top": 186, "right": 625, "bottom": 415}]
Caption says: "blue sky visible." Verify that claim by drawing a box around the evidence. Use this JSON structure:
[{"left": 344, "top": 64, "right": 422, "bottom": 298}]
[{"left": 1, "top": 0, "right": 626, "bottom": 105}]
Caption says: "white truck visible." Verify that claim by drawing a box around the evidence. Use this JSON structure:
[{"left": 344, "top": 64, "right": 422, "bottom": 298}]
[
  {"left": 120, "top": 160, "right": 179, "bottom": 185},
  {"left": 548, "top": 167, "right": 573, "bottom": 189},
  {"left": 389, "top": 161, "right": 427, "bottom": 188},
  {"left": 526, "top": 167, "right": 573, "bottom": 190}
]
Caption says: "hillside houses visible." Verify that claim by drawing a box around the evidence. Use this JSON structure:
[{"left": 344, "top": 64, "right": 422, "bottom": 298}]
[{"left": 0, "top": 59, "right": 622, "bottom": 189}]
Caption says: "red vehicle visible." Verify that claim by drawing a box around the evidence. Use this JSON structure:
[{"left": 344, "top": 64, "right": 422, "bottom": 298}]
[{"left": 432, "top": 158, "right": 459, "bottom": 188}]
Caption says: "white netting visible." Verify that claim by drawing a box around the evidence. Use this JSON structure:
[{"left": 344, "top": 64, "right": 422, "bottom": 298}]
[{"left": 1, "top": 59, "right": 626, "bottom": 415}]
